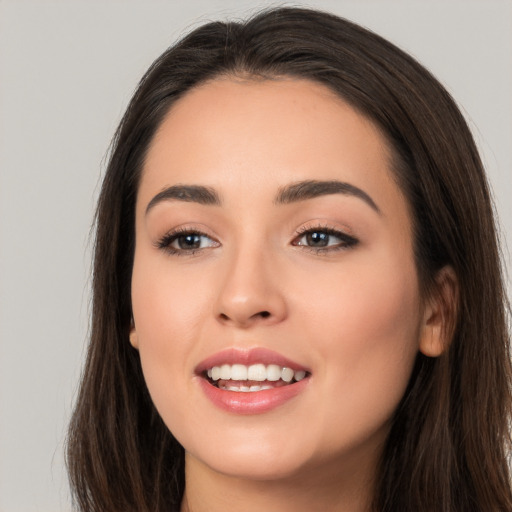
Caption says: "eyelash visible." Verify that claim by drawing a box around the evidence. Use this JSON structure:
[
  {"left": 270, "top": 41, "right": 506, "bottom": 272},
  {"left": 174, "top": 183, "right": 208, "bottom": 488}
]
[
  {"left": 156, "top": 225, "right": 359, "bottom": 256},
  {"left": 292, "top": 225, "right": 359, "bottom": 254},
  {"left": 155, "top": 226, "right": 219, "bottom": 256}
]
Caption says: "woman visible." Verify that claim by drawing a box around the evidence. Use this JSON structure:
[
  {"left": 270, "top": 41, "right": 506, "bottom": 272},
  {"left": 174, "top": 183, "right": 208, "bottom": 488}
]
[{"left": 66, "top": 7, "right": 512, "bottom": 511}]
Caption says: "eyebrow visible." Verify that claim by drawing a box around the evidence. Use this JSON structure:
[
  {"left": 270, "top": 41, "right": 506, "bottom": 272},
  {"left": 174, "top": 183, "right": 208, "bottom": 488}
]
[
  {"left": 146, "top": 184, "right": 221, "bottom": 214},
  {"left": 274, "top": 180, "right": 380, "bottom": 213},
  {"left": 145, "top": 179, "right": 380, "bottom": 215}
]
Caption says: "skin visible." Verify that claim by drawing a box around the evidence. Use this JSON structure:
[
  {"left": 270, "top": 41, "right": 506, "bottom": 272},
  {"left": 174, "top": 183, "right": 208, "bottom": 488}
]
[{"left": 130, "top": 78, "right": 448, "bottom": 512}]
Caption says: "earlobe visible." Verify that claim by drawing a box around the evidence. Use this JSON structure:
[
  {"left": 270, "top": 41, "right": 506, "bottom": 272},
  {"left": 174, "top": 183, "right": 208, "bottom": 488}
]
[
  {"left": 419, "top": 265, "right": 459, "bottom": 358},
  {"left": 129, "top": 323, "right": 139, "bottom": 350}
]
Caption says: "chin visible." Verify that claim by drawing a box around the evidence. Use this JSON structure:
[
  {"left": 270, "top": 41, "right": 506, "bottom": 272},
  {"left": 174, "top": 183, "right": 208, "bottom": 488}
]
[
  {"left": 175, "top": 415, "right": 315, "bottom": 479},
  {"left": 187, "top": 441, "right": 314, "bottom": 482}
]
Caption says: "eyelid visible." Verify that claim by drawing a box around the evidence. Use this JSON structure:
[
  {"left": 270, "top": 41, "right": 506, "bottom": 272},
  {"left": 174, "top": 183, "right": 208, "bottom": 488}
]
[
  {"left": 295, "top": 221, "right": 352, "bottom": 235},
  {"left": 155, "top": 224, "right": 221, "bottom": 256},
  {"left": 153, "top": 221, "right": 358, "bottom": 257},
  {"left": 291, "top": 222, "right": 359, "bottom": 253}
]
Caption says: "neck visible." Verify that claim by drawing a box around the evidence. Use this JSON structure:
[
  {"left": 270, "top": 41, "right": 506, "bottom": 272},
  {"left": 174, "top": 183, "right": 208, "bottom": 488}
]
[{"left": 180, "top": 450, "right": 377, "bottom": 512}]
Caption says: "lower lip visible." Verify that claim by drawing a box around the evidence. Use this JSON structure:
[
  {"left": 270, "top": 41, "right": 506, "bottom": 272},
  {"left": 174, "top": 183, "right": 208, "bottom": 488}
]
[{"left": 197, "top": 377, "right": 310, "bottom": 414}]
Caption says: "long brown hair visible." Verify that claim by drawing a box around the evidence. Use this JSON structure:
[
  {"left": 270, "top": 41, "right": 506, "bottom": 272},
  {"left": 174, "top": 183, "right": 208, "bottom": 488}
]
[{"left": 67, "top": 7, "right": 512, "bottom": 511}]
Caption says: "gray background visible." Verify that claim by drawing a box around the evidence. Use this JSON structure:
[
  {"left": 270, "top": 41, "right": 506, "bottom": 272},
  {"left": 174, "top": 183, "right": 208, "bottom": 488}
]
[{"left": 1, "top": 1, "right": 510, "bottom": 510}]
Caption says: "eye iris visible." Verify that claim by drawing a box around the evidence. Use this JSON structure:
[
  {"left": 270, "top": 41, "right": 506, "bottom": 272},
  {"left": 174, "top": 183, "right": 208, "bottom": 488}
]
[
  {"left": 306, "top": 231, "right": 329, "bottom": 247},
  {"left": 178, "top": 234, "right": 201, "bottom": 249}
]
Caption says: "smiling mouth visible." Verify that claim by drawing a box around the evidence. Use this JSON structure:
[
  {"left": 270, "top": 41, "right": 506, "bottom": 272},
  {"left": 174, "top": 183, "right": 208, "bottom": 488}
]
[{"left": 204, "top": 363, "right": 309, "bottom": 392}]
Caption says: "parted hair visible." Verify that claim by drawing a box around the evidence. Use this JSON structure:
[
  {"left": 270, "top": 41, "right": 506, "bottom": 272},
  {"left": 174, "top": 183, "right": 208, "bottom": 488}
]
[{"left": 66, "top": 7, "right": 512, "bottom": 511}]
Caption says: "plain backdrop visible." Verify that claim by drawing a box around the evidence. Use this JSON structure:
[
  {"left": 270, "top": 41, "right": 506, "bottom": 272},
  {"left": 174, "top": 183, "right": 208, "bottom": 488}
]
[{"left": 0, "top": 1, "right": 510, "bottom": 510}]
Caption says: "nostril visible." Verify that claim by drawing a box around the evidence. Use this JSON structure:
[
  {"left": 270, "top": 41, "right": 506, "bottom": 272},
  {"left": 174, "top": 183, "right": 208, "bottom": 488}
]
[{"left": 217, "top": 309, "right": 275, "bottom": 325}]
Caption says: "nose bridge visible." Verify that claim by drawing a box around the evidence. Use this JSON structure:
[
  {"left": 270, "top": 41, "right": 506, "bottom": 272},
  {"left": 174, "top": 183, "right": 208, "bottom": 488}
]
[{"left": 215, "top": 235, "right": 287, "bottom": 327}]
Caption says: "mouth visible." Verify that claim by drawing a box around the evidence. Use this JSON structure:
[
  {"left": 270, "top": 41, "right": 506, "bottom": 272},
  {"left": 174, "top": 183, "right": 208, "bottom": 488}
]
[
  {"left": 204, "top": 363, "right": 308, "bottom": 392},
  {"left": 195, "top": 348, "right": 311, "bottom": 413}
]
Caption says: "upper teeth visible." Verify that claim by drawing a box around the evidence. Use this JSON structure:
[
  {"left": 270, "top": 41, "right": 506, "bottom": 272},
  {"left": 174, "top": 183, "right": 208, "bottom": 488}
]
[{"left": 207, "top": 363, "right": 306, "bottom": 383}]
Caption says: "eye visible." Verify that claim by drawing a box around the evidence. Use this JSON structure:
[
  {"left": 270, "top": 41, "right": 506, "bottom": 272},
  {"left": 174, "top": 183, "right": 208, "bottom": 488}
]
[
  {"left": 157, "top": 229, "right": 220, "bottom": 255},
  {"left": 293, "top": 227, "right": 358, "bottom": 252}
]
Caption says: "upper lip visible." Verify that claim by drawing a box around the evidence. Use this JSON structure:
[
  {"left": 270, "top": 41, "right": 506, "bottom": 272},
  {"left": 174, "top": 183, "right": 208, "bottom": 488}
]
[{"left": 195, "top": 347, "right": 310, "bottom": 375}]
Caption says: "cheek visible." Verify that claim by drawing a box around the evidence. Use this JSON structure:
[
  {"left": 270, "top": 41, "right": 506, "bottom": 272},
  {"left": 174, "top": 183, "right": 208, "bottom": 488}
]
[
  {"left": 298, "top": 248, "right": 421, "bottom": 348},
  {"left": 295, "top": 252, "right": 421, "bottom": 441},
  {"left": 131, "top": 245, "right": 216, "bottom": 341},
  {"left": 130, "top": 250, "right": 216, "bottom": 419}
]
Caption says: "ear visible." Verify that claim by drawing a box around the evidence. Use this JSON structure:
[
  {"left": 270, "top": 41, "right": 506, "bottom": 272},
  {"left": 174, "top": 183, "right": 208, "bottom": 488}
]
[
  {"left": 129, "top": 321, "right": 139, "bottom": 350},
  {"left": 419, "top": 265, "right": 459, "bottom": 358}
]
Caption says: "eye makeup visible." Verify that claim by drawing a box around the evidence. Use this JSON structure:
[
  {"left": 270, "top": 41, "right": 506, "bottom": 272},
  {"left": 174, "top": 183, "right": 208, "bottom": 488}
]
[
  {"left": 155, "top": 226, "right": 220, "bottom": 256},
  {"left": 154, "top": 222, "right": 359, "bottom": 258},
  {"left": 291, "top": 224, "right": 359, "bottom": 254}
]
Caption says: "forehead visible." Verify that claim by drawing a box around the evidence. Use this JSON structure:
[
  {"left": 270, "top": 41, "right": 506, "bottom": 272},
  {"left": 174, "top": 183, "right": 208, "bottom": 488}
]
[{"left": 140, "top": 77, "right": 406, "bottom": 219}]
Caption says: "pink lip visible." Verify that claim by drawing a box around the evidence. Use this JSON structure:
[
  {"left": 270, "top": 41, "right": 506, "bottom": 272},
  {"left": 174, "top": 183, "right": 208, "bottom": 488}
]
[
  {"left": 195, "top": 347, "right": 309, "bottom": 374},
  {"left": 197, "top": 377, "right": 309, "bottom": 414},
  {"left": 195, "top": 347, "right": 311, "bottom": 415}
]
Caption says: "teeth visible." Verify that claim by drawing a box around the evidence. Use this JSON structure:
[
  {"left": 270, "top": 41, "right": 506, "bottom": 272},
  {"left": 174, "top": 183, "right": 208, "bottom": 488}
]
[
  {"left": 281, "top": 367, "right": 294, "bottom": 383},
  {"left": 294, "top": 370, "right": 306, "bottom": 381},
  {"left": 207, "top": 363, "right": 308, "bottom": 385},
  {"left": 231, "top": 364, "right": 248, "bottom": 380},
  {"left": 266, "top": 364, "right": 282, "bottom": 381},
  {"left": 247, "top": 364, "right": 267, "bottom": 381},
  {"left": 220, "top": 364, "right": 231, "bottom": 380},
  {"left": 211, "top": 366, "right": 221, "bottom": 381},
  {"left": 219, "top": 383, "right": 275, "bottom": 392}
]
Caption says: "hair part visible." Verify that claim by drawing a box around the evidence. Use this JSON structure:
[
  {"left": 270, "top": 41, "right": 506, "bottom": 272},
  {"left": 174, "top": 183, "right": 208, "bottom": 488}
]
[{"left": 67, "top": 7, "right": 512, "bottom": 511}]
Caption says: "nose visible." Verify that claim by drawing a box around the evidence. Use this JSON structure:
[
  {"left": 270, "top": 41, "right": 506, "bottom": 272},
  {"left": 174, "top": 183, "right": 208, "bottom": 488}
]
[{"left": 214, "top": 245, "right": 288, "bottom": 328}]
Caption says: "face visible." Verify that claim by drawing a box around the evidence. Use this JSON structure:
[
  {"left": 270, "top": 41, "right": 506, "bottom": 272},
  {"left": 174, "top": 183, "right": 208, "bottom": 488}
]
[{"left": 130, "top": 78, "right": 432, "bottom": 482}]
